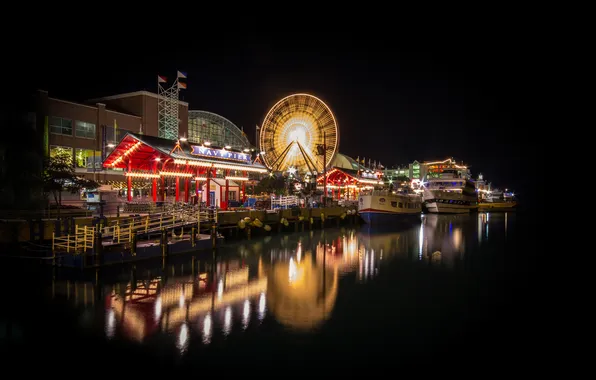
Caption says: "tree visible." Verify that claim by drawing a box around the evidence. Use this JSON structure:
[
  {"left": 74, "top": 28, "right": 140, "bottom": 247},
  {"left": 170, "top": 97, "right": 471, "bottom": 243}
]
[
  {"left": 253, "top": 174, "right": 286, "bottom": 195},
  {"left": 43, "top": 150, "right": 99, "bottom": 217}
]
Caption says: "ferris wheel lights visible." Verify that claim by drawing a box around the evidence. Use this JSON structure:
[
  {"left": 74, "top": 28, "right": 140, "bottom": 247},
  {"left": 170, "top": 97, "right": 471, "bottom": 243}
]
[
  {"left": 260, "top": 151, "right": 266, "bottom": 155},
  {"left": 260, "top": 94, "right": 338, "bottom": 173}
]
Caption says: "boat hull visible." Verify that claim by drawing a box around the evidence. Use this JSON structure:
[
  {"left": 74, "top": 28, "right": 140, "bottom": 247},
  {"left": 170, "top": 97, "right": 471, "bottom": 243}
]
[
  {"left": 478, "top": 202, "right": 517, "bottom": 212},
  {"left": 358, "top": 192, "right": 422, "bottom": 225}
]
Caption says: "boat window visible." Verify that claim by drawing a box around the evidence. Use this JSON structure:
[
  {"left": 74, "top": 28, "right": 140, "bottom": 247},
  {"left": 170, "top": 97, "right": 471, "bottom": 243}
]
[
  {"left": 398, "top": 202, "right": 403, "bottom": 208},
  {"left": 391, "top": 201, "right": 397, "bottom": 208}
]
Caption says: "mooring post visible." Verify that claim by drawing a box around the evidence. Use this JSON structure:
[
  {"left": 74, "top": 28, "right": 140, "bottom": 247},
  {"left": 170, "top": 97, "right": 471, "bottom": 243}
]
[
  {"left": 130, "top": 232, "right": 137, "bottom": 256},
  {"left": 211, "top": 224, "right": 217, "bottom": 248},
  {"left": 94, "top": 229, "right": 103, "bottom": 266},
  {"left": 191, "top": 227, "right": 196, "bottom": 247},
  {"left": 160, "top": 228, "right": 168, "bottom": 258}
]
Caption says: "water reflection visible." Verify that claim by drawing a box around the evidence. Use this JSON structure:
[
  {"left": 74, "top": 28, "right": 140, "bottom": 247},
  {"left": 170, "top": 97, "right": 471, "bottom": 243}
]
[{"left": 49, "top": 212, "right": 514, "bottom": 353}]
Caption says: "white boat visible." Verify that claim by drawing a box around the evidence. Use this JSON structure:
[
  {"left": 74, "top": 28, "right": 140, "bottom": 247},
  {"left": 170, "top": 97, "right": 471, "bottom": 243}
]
[
  {"left": 358, "top": 189, "right": 422, "bottom": 225},
  {"left": 422, "top": 170, "right": 478, "bottom": 214}
]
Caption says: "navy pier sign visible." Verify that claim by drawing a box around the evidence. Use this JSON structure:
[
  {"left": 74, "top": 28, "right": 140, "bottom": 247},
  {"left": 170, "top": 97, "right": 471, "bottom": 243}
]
[{"left": 190, "top": 146, "right": 251, "bottom": 163}]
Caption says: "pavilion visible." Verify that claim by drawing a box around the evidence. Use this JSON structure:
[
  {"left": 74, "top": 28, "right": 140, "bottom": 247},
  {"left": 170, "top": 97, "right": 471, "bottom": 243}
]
[
  {"left": 316, "top": 153, "right": 384, "bottom": 201},
  {"left": 102, "top": 132, "right": 268, "bottom": 209}
]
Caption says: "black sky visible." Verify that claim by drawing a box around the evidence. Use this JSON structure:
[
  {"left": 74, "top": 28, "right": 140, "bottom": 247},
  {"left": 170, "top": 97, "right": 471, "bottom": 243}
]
[{"left": 22, "top": 27, "right": 533, "bottom": 196}]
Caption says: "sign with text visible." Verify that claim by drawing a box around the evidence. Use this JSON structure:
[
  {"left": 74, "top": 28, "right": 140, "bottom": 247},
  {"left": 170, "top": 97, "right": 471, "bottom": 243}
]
[{"left": 190, "top": 146, "right": 251, "bottom": 163}]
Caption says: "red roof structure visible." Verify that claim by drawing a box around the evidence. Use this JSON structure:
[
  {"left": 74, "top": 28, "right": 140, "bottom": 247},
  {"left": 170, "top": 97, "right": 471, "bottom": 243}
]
[
  {"left": 316, "top": 167, "right": 383, "bottom": 201},
  {"left": 103, "top": 132, "right": 268, "bottom": 208}
]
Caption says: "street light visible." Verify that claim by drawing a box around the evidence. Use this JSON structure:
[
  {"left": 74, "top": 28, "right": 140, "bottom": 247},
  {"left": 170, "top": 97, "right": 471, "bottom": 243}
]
[{"left": 316, "top": 131, "right": 331, "bottom": 207}]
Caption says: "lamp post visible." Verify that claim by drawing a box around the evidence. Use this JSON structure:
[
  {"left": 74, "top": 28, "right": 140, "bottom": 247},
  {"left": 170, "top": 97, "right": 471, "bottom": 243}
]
[{"left": 316, "top": 131, "right": 330, "bottom": 207}]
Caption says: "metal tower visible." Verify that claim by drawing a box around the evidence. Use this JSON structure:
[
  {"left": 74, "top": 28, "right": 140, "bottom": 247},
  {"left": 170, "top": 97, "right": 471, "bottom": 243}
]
[{"left": 157, "top": 71, "right": 186, "bottom": 140}]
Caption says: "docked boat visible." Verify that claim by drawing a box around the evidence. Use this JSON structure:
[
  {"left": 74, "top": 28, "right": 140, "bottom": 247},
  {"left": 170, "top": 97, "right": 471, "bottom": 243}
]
[
  {"left": 477, "top": 201, "right": 517, "bottom": 212},
  {"left": 358, "top": 189, "right": 422, "bottom": 225},
  {"left": 477, "top": 187, "right": 517, "bottom": 211},
  {"left": 422, "top": 170, "right": 478, "bottom": 214}
]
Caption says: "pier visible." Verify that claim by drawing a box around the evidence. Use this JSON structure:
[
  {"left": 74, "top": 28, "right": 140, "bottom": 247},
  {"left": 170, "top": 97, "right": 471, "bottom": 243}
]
[{"left": 0, "top": 204, "right": 360, "bottom": 269}]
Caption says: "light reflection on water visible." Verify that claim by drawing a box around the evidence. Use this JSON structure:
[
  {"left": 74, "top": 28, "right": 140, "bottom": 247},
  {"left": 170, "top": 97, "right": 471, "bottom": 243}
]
[{"left": 50, "top": 212, "right": 514, "bottom": 354}]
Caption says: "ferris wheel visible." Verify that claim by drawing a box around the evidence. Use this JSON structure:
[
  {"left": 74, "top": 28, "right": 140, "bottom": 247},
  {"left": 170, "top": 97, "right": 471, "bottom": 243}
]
[{"left": 259, "top": 93, "right": 339, "bottom": 175}]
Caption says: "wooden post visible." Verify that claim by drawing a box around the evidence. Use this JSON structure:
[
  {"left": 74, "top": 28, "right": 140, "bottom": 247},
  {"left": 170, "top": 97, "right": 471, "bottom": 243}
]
[
  {"left": 94, "top": 230, "right": 103, "bottom": 266},
  {"left": 161, "top": 228, "right": 168, "bottom": 257},
  {"left": 130, "top": 232, "right": 137, "bottom": 256}
]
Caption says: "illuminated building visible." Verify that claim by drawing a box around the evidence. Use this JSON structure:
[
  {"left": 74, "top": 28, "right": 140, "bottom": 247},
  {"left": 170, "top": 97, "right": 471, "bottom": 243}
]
[
  {"left": 102, "top": 132, "right": 267, "bottom": 208},
  {"left": 315, "top": 154, "right": 384, "bottom": 201},
  {"left": 30, "top": 90, "right": 254, "bottom": 195}
]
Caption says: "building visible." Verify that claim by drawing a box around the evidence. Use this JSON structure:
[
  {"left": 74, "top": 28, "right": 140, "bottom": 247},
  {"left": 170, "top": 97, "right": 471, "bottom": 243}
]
[
  {"left": 103, "top": 132, "right": 268, "bottom": 209},
  {"left": 32, "top": 89, "right": 259, "bottom": 203},
  {"left": 188, "top": 110, "right": 252, "bottom": 151},
  {"left": 203, "top": 178, "right": 241, "bottom": 208},
  {"left": 35, "top": 90, "right": 189, "bottom": 186},
  {"left": 316, "top": 153, "right": 383, "bottom": 201}
]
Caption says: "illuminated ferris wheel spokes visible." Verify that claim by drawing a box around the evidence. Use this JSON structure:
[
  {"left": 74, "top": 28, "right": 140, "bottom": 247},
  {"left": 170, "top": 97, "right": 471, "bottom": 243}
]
[
  {"left": 267, "top": 139, "right": 320, "bottom": 176},
  {"left": 259, "top": 93, "right": 339, "bottom": 175}
]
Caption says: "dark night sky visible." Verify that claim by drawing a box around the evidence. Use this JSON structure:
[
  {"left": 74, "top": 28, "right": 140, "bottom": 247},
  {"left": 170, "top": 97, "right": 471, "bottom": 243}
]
[{"left": 22, "top": 26, "right": 534, "bottom": 196}]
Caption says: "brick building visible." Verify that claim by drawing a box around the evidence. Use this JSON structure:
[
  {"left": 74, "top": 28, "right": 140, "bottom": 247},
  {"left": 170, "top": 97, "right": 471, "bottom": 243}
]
[{"left": 35, "top": 89, "right": 188, "bottom": 185}]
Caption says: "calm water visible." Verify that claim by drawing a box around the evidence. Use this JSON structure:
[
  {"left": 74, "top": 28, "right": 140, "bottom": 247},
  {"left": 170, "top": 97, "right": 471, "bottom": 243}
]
[{"left": 1, "top": 212, "right": 540, "bottom": 372}]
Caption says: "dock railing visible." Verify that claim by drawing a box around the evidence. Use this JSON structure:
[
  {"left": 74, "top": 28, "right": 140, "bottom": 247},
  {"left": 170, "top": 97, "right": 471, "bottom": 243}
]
[{"left": 52, "top": 225, "right": 95, "bottom": 254}]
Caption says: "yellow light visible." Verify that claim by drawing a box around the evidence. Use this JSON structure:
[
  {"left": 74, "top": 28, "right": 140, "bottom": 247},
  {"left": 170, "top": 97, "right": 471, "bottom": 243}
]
[
  {"left": 259, "top": 93, "right": 339, "bottom": 174},
  {"left": 225, "top": 176, "right": 249, "bottom": 181},
  {"left": 111, "top": 141, "right": 142, "bottom": 166},
  {"left": 159, "top": 171, "right": 193, "bottom": 177},
  {"left": 125, "top": 172, "right": 160, "bottom": 178}
]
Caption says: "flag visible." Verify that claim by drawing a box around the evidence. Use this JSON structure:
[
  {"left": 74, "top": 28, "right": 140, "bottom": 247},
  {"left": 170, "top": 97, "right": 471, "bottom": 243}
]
[
  {"left": 178, "top": 81, "right": 187, "bottom": 89},
  {"left": 177, "top": 71, "right": 187, "bottom": 79},
  {"left": 158, "top": 75, "right": 167, "bottom": 83}
]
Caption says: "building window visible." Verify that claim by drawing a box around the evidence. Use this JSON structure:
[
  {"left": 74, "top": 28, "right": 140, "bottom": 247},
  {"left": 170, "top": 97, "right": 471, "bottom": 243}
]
[
  {"left": 75, "top": 121, "right": 96, "bottom": 139},
  {"left": 105, "top": 125, "right": 127, "bottom": 144},
  {"left": 49, "top": 116, "right": 72, "bottom": 136},
  {"left": 228, "top": 191, "right": 236, "bottom": 201},
  {"left": 75, "top": 148, "right": 101, "bottom": 169},
  {"left": 50, "top": 145, "right": 73, "bottom": 165}
]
